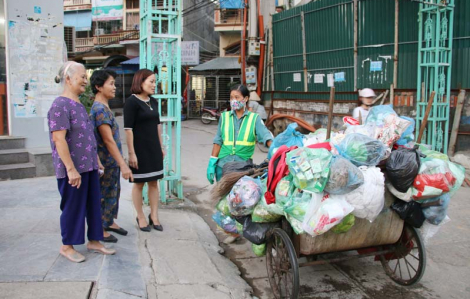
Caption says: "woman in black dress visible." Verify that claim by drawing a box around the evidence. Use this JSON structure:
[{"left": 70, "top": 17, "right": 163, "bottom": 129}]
[{"left": 124, "top": 69, "right": 164, "bottom": 232}]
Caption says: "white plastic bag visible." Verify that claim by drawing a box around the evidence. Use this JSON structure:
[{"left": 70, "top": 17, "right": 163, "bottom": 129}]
[
  {"left": 385, "top": 182, "right": 412, "bottom": 202},
  {"left": 342, "top": 166, "right": 385, "bottom": 222},
  {"left": 344, "top": 123, "right": 377, "bottom": 139},
  {"left": 303, "top": 128, "right": 328, "bottom": 146},
  {"left": 301, "top": 193, "right": 354, "bottom": 236},
  {"left": 418, "top": 216, "right": 450, "bottom": 245}
]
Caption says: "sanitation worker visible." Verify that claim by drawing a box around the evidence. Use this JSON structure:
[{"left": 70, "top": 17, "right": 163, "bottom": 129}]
[
  {"left": 207, "top": 84, "right": 273, "bottom": 244},
  {"left": 207, "top": 84, "right": 273, "bottom": 184}
]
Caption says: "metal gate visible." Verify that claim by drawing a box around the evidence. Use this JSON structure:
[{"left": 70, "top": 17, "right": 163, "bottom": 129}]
[
  {"left": 416, "top": 0, "right": 455, "bottom": 153},
  {"left": 187, "top": 75, "right": 241, "bottom": 118}
]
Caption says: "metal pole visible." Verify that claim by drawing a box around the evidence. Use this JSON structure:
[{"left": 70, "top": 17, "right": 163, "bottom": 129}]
[
  {"left": 269, "top": 15, "right": 275, "bottom": 91},
  {"left": 326, "top": 87, "right": 335, "bottom": 139},
  {"left": 415, "top": 2, "right": 424, "bottom": 144},
  {"left": 444, "top": 0, "right": 456, "bottom": 154},
  {"left": 353, "top": 0, "right": 358, "bottom": 91},
  {"left": 300, "top": 11, "right": 308, "bottom": 92},
  {"left": 448, "top": 90, "right": 465, "bottom": 156},
  {"left": 393, "top": 0, "right": 399, "bottom": 88}
]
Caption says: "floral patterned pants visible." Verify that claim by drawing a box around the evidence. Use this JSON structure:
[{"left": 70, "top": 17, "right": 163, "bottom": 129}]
[{"left": 100, "top": 167, "right": 121, "bottom": 228}]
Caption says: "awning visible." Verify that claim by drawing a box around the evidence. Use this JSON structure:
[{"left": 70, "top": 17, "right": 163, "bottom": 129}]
[
  {"left": 64, "top": 10, "right": 92, "bottom": 31},
  {"left": 190, "top": 57, "right": 240, "bottom": 71},
  {"left": 220, "top": 0, "right": 244, "bottom": 9},
  {"left": 120, "top": 57, "right": 140, "bottom": 65}
]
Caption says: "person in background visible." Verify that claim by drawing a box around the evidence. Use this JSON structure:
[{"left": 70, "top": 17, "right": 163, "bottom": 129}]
[
  {"left": 247, "top": 91, "right": 268, "bottom": 122},
  {"left": 206, "top": 84, "right": 273, "bottom": 244},
  {"left": 124, "top": 69, "right": 165, "bottom": 232},
  {"left": 353, "top": 88, "right": 376, "bottom": 123},
  {"left": 89, "top": 69, "right": 133, "bottom": 243},
  {"left": 48, "top": 61, "right": 115, "bottom": 263}
]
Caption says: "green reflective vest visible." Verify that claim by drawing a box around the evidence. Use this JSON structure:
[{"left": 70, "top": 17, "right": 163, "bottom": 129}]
[{"left": 219, "top": 111, "right": 258, "bottom": 160}]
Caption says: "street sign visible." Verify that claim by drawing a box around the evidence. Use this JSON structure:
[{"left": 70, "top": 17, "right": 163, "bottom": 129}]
[
  {"left": 181, "top": 41, "right": 199, "bottom": 66},
  {"left": 155, "top": 41, "right": 199, "bottom": 66}
]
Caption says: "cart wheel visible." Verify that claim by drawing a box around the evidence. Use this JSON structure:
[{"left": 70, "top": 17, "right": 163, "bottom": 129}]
[
  {"left": 200, "top": 112, "right": 213, "bottom": 124},
  {"left": 266, "top": 228, "right": 299, "bottom": 299},
  {"left": 380, "top": 223, "right": 426, "bottom": 286}
]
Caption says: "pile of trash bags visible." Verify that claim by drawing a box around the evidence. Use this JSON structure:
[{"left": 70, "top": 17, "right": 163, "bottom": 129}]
[{"left": 212, "top": 105, "right": 466, "bottom": 256}]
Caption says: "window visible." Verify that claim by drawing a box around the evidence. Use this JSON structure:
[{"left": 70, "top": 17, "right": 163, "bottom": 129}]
[
  {"left": 126, "top": 0, "right": 139, "bottom": 10},
  {"left": 95, "top": 20, "right": 123, "bottom": 34},
  {"left": 126, "top": 12, "right": 139, "bottom": 30}
]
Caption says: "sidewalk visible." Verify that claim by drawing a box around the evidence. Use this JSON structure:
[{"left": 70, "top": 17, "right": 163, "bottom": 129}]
[{"left": 0, "top": 175, "right": 252, "bottom": 299}]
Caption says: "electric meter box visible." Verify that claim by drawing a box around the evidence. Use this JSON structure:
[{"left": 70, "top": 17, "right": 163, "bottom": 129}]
[
  {"left": 245, "top": 66, "right": 257, "bottom": 84},
  {"left": 248, "top": 41, "right": 260, "bottom": 56}
]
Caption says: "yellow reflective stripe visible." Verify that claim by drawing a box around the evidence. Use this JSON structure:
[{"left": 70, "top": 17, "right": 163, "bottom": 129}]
[
  {"left": 236, "top": 141, "right": 256, "bottom": 146},
  {"left": 252, "top": 114, "right": 258, "bottom": 137},
  {"left": 223, "top": 112, "right": 230, "bottom": 143},
  {"left": 243, "top": 113, "right": 255, "bottom": 142}
]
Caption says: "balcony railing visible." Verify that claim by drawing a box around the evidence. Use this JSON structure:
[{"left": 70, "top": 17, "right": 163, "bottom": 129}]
[
  {"left": 214, "top": 8, "right": 243, "bottom": 31},
  {"left": 74, "top": 30, "right": 139, "bottom": 52},
  {"left": 64, "top": 0, "right": 91, "bottom": 6},
  {"left": 64, "top": 0, "right": 92, "bottom": 11}
]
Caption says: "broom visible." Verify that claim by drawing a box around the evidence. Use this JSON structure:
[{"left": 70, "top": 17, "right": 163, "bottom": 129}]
[{"left": 211, "top": 166, "right": 268, "bottom": 201}]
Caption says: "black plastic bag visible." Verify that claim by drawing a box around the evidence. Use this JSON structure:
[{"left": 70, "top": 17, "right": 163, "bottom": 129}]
[
  {"left": 222, "top": 160, "right": 254, "bottom": 177},
  {"left": 235, "top": 216, "right": 280, "bottom": 245},
  {"left": 390, "top": 200, "right": 425, "bottom": 228},
  {"left": 386, "top": 148, "right": 421, "bottom": 193}
]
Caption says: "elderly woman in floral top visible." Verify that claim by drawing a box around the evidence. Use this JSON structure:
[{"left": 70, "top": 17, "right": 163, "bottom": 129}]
[{"left": 48, "top": 61, "right": 116, "bottom": 263}]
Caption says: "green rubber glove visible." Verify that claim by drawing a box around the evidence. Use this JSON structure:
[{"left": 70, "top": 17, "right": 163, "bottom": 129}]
[{"left": 206, "top": 156, "right": 218, "bottom": 184}]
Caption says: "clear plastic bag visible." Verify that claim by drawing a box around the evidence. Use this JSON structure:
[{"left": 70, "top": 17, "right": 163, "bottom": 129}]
[
  {"left": 342, "top": 166, "right": 385, "bottom": 222},
  {"left": 286, "top": 147, "right": 332, "bottom": 193},
  {"left": 448, "top": 161, "right": 466, "bottom": 197},
  {"left": 302, "top": 193, "right": 354, "bottom": 236},
  {"left": 252, "top": 199, "right": 283, "bottom": 223},
  {"left": 375, "top": 114, "right": 412, "bottom": 148},
  {"left": 396, "top": 116, "right": 415, "bottom": 146},
  {"left": 212, "top": 211, "right": 238, "bottom": 234},
  {"left": 331, "top": 214, "right": 355, "bottom": 234},
  {"left": 419, "top": 216, "right": 450, "bottom": 245},
  {"left": 283, "top": 189, "right": 312, "bottom": 222},
  {"left": 365, "top": 105, "right": 397, "bottom": 127},
  {"left": 303, "top": 128, "right": 328, "bottom": 146},
  {"left": 344, "top": 123, "right": 377, "bottom": 139},
  {"left": 335, "top": 133, "right": 387, "bottom": 167},
  {"left": 268, "top": 123, "right": 304, "bottom": 158},
  {"left": 216, "top": 197, "right": 231, "bottom": 217},
  {"left": 324, "top": 155, "right": 364, "bottom": 195},
  {"left": 274, "top": 174, "right": 295, "bottom": 207},
  {"left": 412, "top": 158, "right": 456, "bottom": 199},
  {"left": 227, "top": 176, "right": 263, "bottom": 216},
  {"left": 285, "top": 213, "right": 305, "bottom": 235},
  {"left": 419, "top": 193, "right": 451, "bottom": 225}
]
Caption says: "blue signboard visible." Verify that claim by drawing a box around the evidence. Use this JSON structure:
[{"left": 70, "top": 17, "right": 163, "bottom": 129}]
[
  {"left": 370, "top": 61, "right": 383, "bottom": 72},
  {"left": 334, "top": 72, "right": 345, "bottom": 82}
]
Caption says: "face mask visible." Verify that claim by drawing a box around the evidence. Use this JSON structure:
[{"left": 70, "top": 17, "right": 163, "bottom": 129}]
[{"left": 230, "top": 99, "right": 245, "bottom": 110}]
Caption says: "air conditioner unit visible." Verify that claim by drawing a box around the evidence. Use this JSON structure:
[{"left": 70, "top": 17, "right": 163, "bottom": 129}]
[
  {"left": 64, "top": 26, "right": 75, "bottom": 53},
  {"left": 95, "top": 28, "right": 105, "bottom": 36}
]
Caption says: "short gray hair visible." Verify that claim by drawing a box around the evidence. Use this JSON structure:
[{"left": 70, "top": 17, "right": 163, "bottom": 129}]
[{"left": 54, "top": 62, "right": 84, "bottom": 86}]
